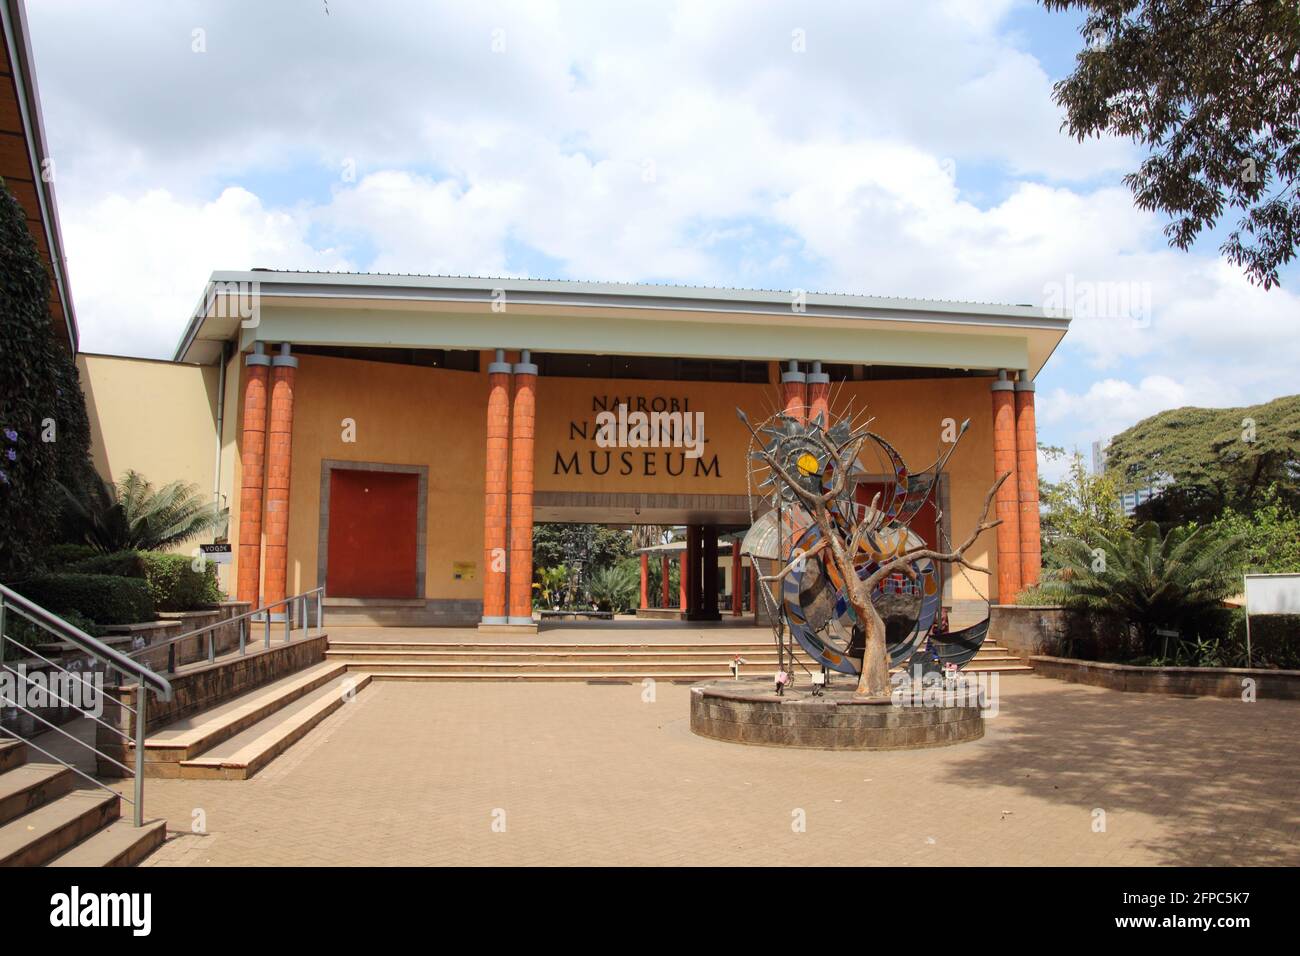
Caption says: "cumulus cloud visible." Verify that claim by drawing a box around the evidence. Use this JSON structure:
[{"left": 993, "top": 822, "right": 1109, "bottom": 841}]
[{"left": 24, "top": 0, "right": 1299, "bottom": 444}]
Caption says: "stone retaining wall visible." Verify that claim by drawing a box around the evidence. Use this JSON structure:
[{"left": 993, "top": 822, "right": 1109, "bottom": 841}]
[{"left": 1028, "top": 655, "right": 1300, "bottom": 700}]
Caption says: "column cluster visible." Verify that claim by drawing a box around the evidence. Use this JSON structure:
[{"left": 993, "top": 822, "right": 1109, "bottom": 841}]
[
  {"left": 990, "top": 369, "right": 1042, "bottom": 602},
  {"left": 235, "top": 342, "right": 298, "bottom": 619},
  {"left": 480, "top": 349, "right": 540, "bottom": 628}
]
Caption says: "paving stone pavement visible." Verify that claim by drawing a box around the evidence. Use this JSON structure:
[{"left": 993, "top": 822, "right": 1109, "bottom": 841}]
[{"left": 131, "top": 674, "right": 1300, "bottom": 866}]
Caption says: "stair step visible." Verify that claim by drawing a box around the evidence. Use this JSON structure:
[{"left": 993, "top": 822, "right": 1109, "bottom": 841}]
[
  {"left": 178, "top": 674, "right": 371, "bottom": 780},
  {"left": 0, "top": 789, "right": 120, "bottom": 867},
  {"left": 360, "top": 664, "right": 1032, "bottom": 682},
  {"left": 139, "top": 661, "right": 347, "bottom": 767},
  {"left": 335, "top": 659, "right": 1032, "bottom": 675},
  {"left": 0, "top": 762, "right": 76, "bottom": 826},
  {"left": 0, "top": 740, "right": 27, "bottom": 773},
  {"left": 46, "top": 818, "right": 167, "bottom": 867}
]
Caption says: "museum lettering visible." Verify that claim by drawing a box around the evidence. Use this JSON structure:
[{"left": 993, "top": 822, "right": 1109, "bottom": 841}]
[{"left": 553, "top": 448, "right": 722, "bottom": 478}]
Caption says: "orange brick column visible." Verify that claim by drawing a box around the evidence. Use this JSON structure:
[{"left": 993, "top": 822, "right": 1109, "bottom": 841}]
[
  {"left": 639, "top": 552, "right": 649, "bottom": 610},
  {"left": 507, "top": 351, "right": 538, "bottom": 625},
  {"left": 1015, "top": 374, "right": 1042, "bottom": 590},
  {"left": 481, "top": 350, "right": 512, "bottom": 624},
  {"left": 263, "top": 344, "right": 298, "bottom": 617},
  {"left": 991, "top": 370, "right": 1022, "bottom": 604},
  {"left": 781, "top": 360, "right": 807, "bottom": 422},
  {"left": 236, "top": 344, "right": 271, "bottom": 606},
  {"left": 806, "top": 361, "right": 830, "bottom": 425},
  {"left": 678, "top": 547, "right": 688, "bottom": 612},
  {"left": 660, "top": 555, "right": 670, "bottom": 608},
  {"left": 731, "top": 542, "right": 742, "bottom": 616}
]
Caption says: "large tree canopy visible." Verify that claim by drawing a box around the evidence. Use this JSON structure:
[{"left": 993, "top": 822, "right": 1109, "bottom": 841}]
[
  {"left": 1045, "top": 0, "right": 1300, "bottom": 287},
  {"left": 1105, "top": 393, "right": 1300, "bottom": 525}
]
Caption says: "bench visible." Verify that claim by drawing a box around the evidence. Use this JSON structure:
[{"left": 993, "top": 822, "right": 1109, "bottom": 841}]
[{"left": 538, "top": 610, "right": 615, "bottom": 621}]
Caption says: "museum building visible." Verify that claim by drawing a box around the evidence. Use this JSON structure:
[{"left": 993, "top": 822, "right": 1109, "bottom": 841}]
[{"left": 79, "top": 272, "right": 1069, "bottom": 628}]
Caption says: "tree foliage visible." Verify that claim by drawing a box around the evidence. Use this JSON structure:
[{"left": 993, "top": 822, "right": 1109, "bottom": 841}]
[
  {"left": 1104, "top": 394, "right": 1300, "bottom": 525},
  {"left": 1039, "top": 446, "right": 1132, "bottom": 558},
  {"left": 532, "top": 524, "right": 632, "bottom": 591},
  {"left": 0, "top": 180, "right": 95, "bottom": 580},
  {"left": 1045, "top": 0, "right": 1300, "bottom": 287},
  {"left": 59, "top": 470, "right": 227, "bottom": 553},
  {"left": 1207, "top": 484, "right": 1300, "bottom": 574},
  {"left": 1046, "top": 521, "right": 1243, "bottom": 655}
]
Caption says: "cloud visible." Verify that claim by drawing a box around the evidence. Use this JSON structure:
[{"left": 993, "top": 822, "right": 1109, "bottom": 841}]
[{"left": 24, "top": 0, "right": 1299, "bottom": 453}]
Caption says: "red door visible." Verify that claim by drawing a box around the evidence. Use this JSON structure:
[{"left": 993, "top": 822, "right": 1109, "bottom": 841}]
[{"left": 326, "top": 470, "right": 419, "bottom": 598}]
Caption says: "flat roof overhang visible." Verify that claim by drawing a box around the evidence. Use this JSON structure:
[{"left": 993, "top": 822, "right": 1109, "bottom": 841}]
[{"left": 174, "top": 271, "right": 1070, "bottom": 377}]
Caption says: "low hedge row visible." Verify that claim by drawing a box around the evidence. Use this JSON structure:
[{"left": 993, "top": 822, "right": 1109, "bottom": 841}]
[
  {"left": 15, "top": 573, "right": 154, "bottom": 625},
  {"left": 62, "top": 549, "right": 221, "bottom": 611}
]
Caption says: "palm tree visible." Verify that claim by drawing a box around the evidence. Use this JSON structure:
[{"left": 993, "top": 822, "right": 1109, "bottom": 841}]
[
  {"left": 1048, "top": 521, "right": 1242, "bottom": 656},
  {"left": 589, "top": 563, "right": 639, "bottom": 613},
  {"left": 59, "top": 470, "right": 227, "bottom": 553}
]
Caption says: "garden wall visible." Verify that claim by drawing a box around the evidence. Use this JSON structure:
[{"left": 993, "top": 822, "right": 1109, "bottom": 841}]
[{"left": 1028, "top": 655, "right": 1300, "bottom": 701}]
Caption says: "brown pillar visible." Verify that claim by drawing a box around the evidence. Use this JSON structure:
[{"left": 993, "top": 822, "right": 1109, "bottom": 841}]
[
  {"left": 262, "top": 344, "right": 297, "bottom": 616},
  {"left": 749, "top": 559, "right": 757, "bottom": 615},
  {"left": 807, "top": 362, "right": 830, "bottom": 425},
  {"left": 507, "top": 351, "right": 538, "bottom": 625},
  {"left": 701, "top": 528, "right": 720, "bottom": 621},
  {"left": 639, "top": 552, "right": 649, "bottom": 610},
  {"left": 236, "top": 345, "right": 271, "bottom": 607},
  {"left": 731, "top": 542, "right": 742, "bottom": 616},
  {"left": 661, "top": 554, "right": 670, "bottom": 608},
  {"left": 1015, "top": 375, "right": 1042, "bottom": 590},
  {"left": 991, "top": 371, "right": 1022, "bottom": 604},
  {"left": 781, "top": 360, "right": 807, "bottom": 422},
  {"left": 678, "top": 547, "right": 688, "bottom": 612},
  {"left": 481, "top": 351, "right": 512, "bottom": 624}
]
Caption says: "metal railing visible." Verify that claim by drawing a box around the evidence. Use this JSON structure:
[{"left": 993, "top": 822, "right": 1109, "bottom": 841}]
[
  {"left": 0, "top": 583, "right": 173, "bottom": 827},
  {"left": 123, "top": 587, "right": 325, "bottom": 673}
]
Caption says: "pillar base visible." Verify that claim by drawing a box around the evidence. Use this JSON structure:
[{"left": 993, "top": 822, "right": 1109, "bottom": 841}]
[{"left": 479, "top": 616, "right": 509, "bottom": 626}]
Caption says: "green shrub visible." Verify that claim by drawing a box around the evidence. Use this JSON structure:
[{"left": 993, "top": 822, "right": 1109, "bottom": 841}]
[
  {"left": 65, "top": 549, "right": 148, "bottom": 579},
  {"left": 139, "top": 552, "right": 221, "bottom": 611},
  {"left": 14, "top": 573, "right": 154, "bottom": 625},
  {"left": 43, "top": 543, "right": 99, "bottom": 569}
]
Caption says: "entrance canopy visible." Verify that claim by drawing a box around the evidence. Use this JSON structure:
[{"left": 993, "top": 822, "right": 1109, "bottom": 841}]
[{"left": 174, "top": 271, "right": 1068, "bottom": 375}]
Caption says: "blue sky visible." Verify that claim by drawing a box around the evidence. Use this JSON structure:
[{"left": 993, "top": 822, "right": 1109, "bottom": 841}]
[{"left": 25, "top": 0, "right": 1300, "bottom": 479}]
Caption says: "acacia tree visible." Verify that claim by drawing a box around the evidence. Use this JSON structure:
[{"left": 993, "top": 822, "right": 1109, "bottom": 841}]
[
  {"left": 1045, "top": 0, "right": 1300, "bottom": 287},
  {"left": 743, "top": 412, "right": 1008, "bottom": 698},
  {"left": 1104, "top": 394, "right": 1300, "bottom": 525}
]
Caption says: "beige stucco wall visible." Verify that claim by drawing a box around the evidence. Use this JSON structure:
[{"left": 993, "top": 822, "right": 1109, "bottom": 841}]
[
  {"left": 78, "top": 353, "right": 230, "bottom": 587},
  {"left": 260, "top": 353, "right": 997, "bottom": 605}
]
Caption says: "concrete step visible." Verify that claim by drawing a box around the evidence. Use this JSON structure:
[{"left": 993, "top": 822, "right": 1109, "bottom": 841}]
[
  {"left": 0, "top": 762, "right": 76, "bottom": 826},
  {"left": 336, "top": 657, "right": 1031, "bottom": 675},
  {"left": 357, "top": 662, "right": 1032, "bottom": 682},
  {"left": 0, "top": 739, "right": 29, "bottom": 774},
  {"left": 46, "top": 818, "right": 167, "bottom": 867},
  {"left": 178, "top": 674, "right": 371, "bottom": 780},
  {"left": 0, "top": 789, "right": 120, "bottom": 867},
  {"left": 136, "top": 661, "right": 348, "bottom": 773}
]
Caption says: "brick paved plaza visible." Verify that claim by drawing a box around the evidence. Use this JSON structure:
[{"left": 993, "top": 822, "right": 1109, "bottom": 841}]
[{"left": 128, "top": 673, "right": 1300, "bottom": 867}]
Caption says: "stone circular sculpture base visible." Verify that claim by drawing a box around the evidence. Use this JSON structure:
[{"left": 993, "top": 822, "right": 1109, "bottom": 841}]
[{"left": 690, "top": 679, "right": 984, "bottom": 751}]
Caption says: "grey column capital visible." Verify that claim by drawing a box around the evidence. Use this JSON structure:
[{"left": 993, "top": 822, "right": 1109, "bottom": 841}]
[
  {"left": 245, "top": 341, "right": 271, "bottom": 367},
  {"left": 513, "top": 347, "right": 538, "bottom": 376},
  {"left": 271, "top": 342, "right": 298, "bottom": 368},
  {"left": 487, "top": 347, "right": 512, "bottom": 375},
  {"left": 991, "top": 368, "right": 1014, "bottom": 392}
]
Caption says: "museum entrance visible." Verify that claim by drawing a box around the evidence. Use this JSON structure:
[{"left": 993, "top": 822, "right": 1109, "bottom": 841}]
[{"left": 531, "top": 519, "right": 758, "bottom": 626}]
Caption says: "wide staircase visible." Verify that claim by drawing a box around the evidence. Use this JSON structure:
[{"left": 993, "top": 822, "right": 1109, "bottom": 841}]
[
  {"left": 0, "top": 739, "right": 164, "bottom": 866},
  {"left": 130, "top": 662, "right": 367, "bottom": 780},
  {"left": 323, "top": 636, "right": 1032, "bottom": 681}
]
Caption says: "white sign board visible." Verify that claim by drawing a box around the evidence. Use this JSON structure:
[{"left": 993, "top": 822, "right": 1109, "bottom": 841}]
[
  {"left": 1243, "top": 574, "right": 1300, "bottom": 615},
  {"left": 200, "top": 543, "right": 233, "bottom": 566}
]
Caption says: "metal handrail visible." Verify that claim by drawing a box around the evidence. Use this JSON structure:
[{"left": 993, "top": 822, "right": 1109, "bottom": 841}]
[
  {"left": 123, "top": 586, "right": 325, "bottom": 672},
  {"left": 0, "top": 582, "right": 174, "bottom": 827}
]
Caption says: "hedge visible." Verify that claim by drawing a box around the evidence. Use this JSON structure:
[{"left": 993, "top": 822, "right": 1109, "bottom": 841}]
[
  {"left": 65, "top": 549, "right": 148, "bottom": 579},
  {"left": 15, "top": 573, "right": 154, "bottom": 625},
  {"left": 44, "top": 543, "right": 99, "bottom": 569},
  {"left": 139, "top": 552, "right": 221, "bottom": 611}
]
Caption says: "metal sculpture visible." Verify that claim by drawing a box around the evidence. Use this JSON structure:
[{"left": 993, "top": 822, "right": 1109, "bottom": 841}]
[{"left": 739, "top": 404, "right": 1008, "bottom": 699}]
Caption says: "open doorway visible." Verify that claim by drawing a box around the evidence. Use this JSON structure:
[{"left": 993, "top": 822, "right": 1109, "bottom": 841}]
[{"left": 531, "top": 522, "right": 758, "bottom": 626}]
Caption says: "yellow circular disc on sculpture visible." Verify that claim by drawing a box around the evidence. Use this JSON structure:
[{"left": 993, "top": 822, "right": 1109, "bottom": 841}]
[{"left": 796, "top": 452, "right": 819, "bottom": 476}]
